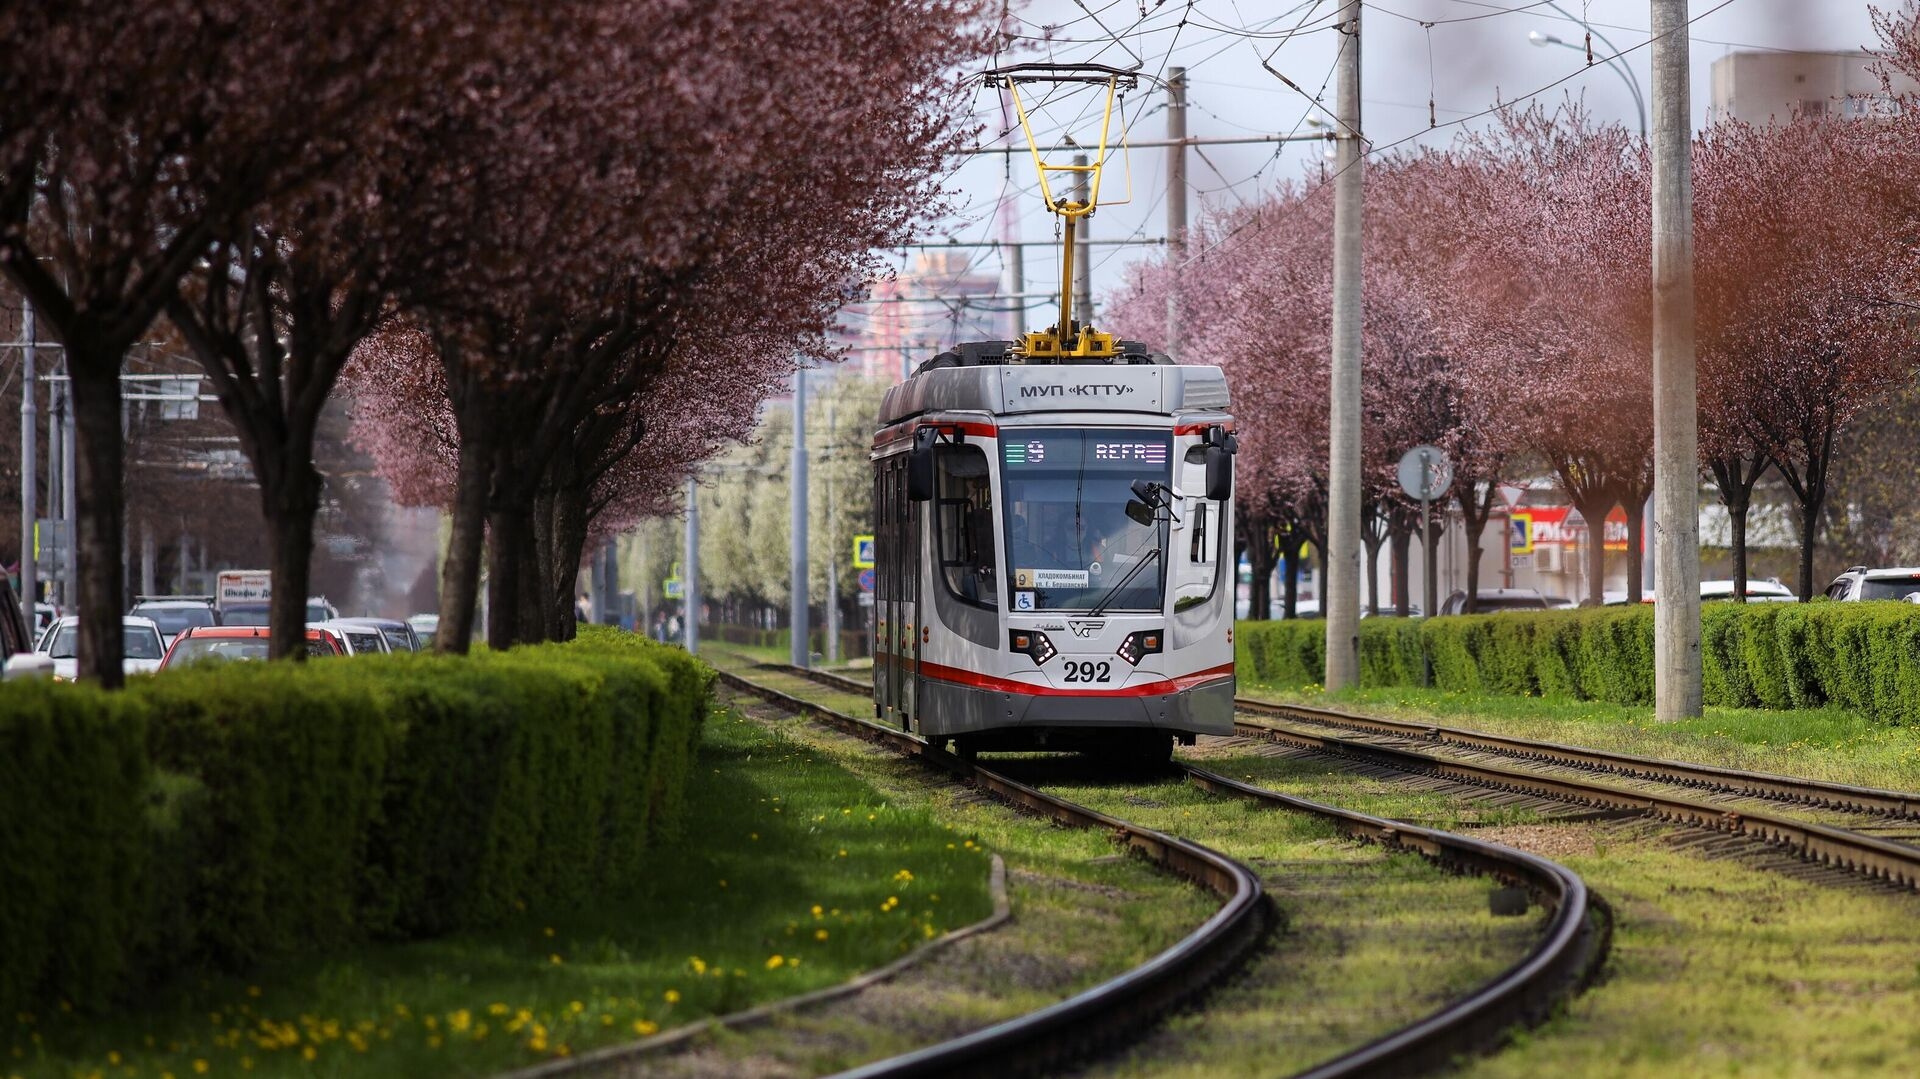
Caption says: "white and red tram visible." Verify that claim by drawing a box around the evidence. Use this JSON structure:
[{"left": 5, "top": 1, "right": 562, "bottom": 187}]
[{"left": 870, "top": 340, "right": 1237, "bottom": 762}]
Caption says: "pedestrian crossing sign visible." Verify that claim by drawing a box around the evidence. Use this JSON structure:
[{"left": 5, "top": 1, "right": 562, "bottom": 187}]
[
  {"left": 1509, "top": 513, "right": 1534, "bottom": 555},
  {"left": 853, "top": 535, "right": 876, "bottom": 569}
]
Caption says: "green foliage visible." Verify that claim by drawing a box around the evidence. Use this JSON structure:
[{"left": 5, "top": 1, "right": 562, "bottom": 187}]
[
  {"left": 1236, "top": 603, "right": 1920, "bottom": 724},
  {"left": 0, "top": 629, "right": 710, "bottom": 1019}
]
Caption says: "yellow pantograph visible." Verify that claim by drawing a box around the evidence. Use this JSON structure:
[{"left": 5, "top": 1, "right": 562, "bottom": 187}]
[{"left": 984, "top": 63, "right": 1138, "bottom": 361}]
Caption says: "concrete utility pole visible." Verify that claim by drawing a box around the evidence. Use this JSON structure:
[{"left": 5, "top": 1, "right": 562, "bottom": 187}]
[
  {"left": 824, "top": 395, "right": 840, "bottom": 665},
  {"left": 19, "top": 302, "right": 35, "bottom": 616},
  {"left": 1166, "top": 66, "right": 1188, "bottom": 359},
  {"left": 1000, "top": 94, "right": 1026, "bottom": 342},
  {"left": 789, "top": 370, "right": 810, "bottom": 668},
  {"left": 1650, "top": 0, "right": 1702, "bottom": 719},
  {"left": 1072, "top": 153, "right": 1093, "bottom": 328},
  {"left": 1325, "top": 0, "right": 1364, "bottom": 691},
  {"left": 60, "top": 378, "right": 76, "bottom": 609},
  {"left": 683, "top": 475, "right": 700, "bottom": 654}
]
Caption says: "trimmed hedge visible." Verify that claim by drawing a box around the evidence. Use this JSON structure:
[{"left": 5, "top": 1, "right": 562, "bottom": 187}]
[
  {"left": 1238, "top": 602, "right": 1920, "bottom": 723},
  {"left": 0, "top": 627, "right": 710, "bottom": 1018}
]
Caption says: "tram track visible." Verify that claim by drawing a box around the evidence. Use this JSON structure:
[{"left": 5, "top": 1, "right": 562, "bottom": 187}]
[
  {"left": 1229, "top": 700, "right": 1920, "bottom": 892},
  {"left": 722, "top": 662, "right": 1607, "bottom": 1078}
]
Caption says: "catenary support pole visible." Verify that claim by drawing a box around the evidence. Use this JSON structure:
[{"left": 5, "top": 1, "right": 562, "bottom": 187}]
[
  {"left": 19, "top": 302, "right": 35, "bottom": 616},
  {"left": 60, "top": 376, "right": 76, "bottom": 610},
  {"left": 1000, "top": 94, "right": 1026, "bottom": 341},
  {"left": 790, "top": 369, "right": 810, "bottom": 668},
  {"left": 1165, "top": 66, "right": 1188, "bottom": 359},
  {"left": 1072, "top": 154, "right": 1093, "bottom": 328},
  {"left": 1325, "top": 0, "right": 1364, "bottom": 691},
  {"left": 684, "top": 475, "right": 700, "bottom": 654},
  {"left": 1650, "top": 0, "right": 1702, "bottom": 719}
]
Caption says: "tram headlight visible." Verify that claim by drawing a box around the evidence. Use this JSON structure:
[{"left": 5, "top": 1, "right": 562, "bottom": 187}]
[
  {"left": 1009, "top": 629, "right": 1057, "bottom": 665},
  {"left": 1115, "top": 630, "right": 1163, "bottom": 666}
]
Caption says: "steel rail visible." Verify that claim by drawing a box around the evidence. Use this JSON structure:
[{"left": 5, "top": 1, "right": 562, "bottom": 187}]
[
  {"left": 1233, "top": 714, "right": 1920, "bottom": 891},
  {"left": 728, "top": 663, "right": 1609, "bottom": 1077},
  {"left": 1182, "top": 767, "right": 1606, "bottom": 1078},
  {"left": 1237, "top": 697, "right": 1920, "bottom": 819},
  {"left": 716, "top": 670, "right": 1271, "bottom": 1079}
]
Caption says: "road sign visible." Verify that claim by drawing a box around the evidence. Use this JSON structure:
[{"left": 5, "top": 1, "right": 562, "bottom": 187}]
[
  {"left": 663, "top": 576, "right": 684, "bottom": 599},
  {"left": 857, "top": 568, "right": 876, "bottom": 592},
  {"left": 1509, "top": 513, "right": 1534, "bottom": 555},
  {"left": 852, "top": 534, "right": 876, "bottom": 569},
  {"left": 32, "top": 518, "right": 67, "bottom": 562},
  {"left": 1396, "top": 445, "right": 1453, "bottom": 501}
]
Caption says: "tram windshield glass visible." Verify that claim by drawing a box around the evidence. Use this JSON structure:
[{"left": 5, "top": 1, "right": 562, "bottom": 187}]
[{"left": 1000, "top": 429, "right": 1171, "bottom": 612}]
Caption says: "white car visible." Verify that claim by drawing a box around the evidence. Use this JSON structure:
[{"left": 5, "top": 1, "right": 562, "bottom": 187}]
[
  {"left": 1701, "top": 578, "right": 1796, "bottom": 602},
  {"left": 36, "top": 615, "right": 167, "bottom": 679},
  {"left": 1824, "top": 566, "right": 1920, "bottom": 602},
  {"left": 310, "top": 619, "right": 391, "bottom": 656},
  {"left": 407, "top": 613, "right": 439, "bottom": 649}
]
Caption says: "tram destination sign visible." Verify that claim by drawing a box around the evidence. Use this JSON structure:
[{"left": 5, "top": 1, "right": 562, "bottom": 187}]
[{"left": 997, "top": 365, "right": 1163, "bottom": 413}]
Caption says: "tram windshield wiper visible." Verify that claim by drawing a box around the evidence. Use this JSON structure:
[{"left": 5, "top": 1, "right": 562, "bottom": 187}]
[{"left": 1090, "top": 547, "right": 1161, "bottom": 617}]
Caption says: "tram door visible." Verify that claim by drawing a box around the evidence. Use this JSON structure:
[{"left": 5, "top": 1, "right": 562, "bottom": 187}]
[{"left": 876, "top": 454, "right": 921, "bottom": 728}]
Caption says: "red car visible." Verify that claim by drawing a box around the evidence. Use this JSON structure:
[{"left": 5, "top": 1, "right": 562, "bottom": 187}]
[{"left": 158, "top": 625, "right": 343, "bottom": 668}]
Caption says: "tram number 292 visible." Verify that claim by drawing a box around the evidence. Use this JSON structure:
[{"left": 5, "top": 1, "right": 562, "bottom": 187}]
[{"left": 1061, "top": 660, "right": 1113, "bottom": 683}]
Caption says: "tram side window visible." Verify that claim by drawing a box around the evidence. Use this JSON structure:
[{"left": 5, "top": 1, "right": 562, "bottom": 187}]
[
  {"left": 1174, "top": 446, "right": 1221, "bottom": 612},
  {"left": 935, "top": 446, "right": 998, "bottom": 609}
]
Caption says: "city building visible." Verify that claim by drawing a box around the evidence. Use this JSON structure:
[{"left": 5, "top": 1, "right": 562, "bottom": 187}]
[
  {"left": 1709, "top": 49, "right": 1917, "bottom": 125},
  {"left": 840, "top": 249, "right": 1004, "bottom": 382}
]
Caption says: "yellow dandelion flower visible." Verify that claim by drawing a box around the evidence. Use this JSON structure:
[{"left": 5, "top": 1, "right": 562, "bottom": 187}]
[
  {"left": 543, "top": 927, "right": 555, "bottom": 937},
  {"left": 567, "top": 1001, "right": 585, "bottom": 1015},
  {"left": 301, "top": 1047, "right": 317, "bottom": 1062},
  {"left": 632, "top": 1020, "right": 658, "bottom": 1037},
  {"left": 348, "top": 1032, "right": 368, "bottom": 1052},
  {"left": 749, "top": 832, "right": 759, "bottom": 840},
  {"left": 241, "top": 1058, "right": 253, "bottom": 1071},
  {"left": 765, "top": 954, "right": 786, "bottom": 970},
  {"left": 108, "top": 1052, "right": 122, "bottom": 1065},
  {"left": 600, "top": 1014, "right": 614, "bottom": 1027},
  {"left": 549, "top": 953, "right": 564, "bottom": 965},
  {"left": 815, "top": 928, "right": 829, "bottom": 940},
  {"left": 246, "top": 986, "right": 262, "bottom": 999},
  {"left": 810, "top": 904, "right": 823, "bottom": 918},
  {"left": 427, "top": 1034, "right": 443, "bottom": 1049},
  {"left": 838, "top": 849, "right": 848, "bottom": 858},
  {"left": 449, "top": 1010, "right": 471, "bottom": 1033},
  {"left": 488, "top": 1003, "right": 510, "bottom": 1016},
  {"left": 689, "top": 957, "right": 707, "bottom": 975},
  {"left": 664, "top": 990, "right": 680, "bottom": 1004}
]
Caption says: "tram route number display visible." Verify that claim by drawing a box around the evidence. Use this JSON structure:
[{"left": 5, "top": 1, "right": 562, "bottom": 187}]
[
  {"left": 1015, "top": 567, "right": 1090, "bottom": 589},
  {"left": 1060, "top": 660, "right": 1112, "bottom": 683},
  {"left": 1003, "top": 439, "right": 1168, "bottom": 466}
]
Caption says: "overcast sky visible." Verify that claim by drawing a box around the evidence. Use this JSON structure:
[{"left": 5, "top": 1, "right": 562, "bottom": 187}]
[{"left": 891, "top": 0, "right": 1896, "bottom": 340}]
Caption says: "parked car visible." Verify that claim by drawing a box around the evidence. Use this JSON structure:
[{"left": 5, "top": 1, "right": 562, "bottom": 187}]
[
  {"left": 160, "top": 625, "right": 342, "bottom": 667},
  {"left": 1437, "top": 588, "right": 1553, "bottom": 615},
  {"left": 128, "top": 595, "right": 220, "bottom": 645},
  {"left": 335, "top": 617, "right": 419, "bottom": 652},
  {"left": 36, "top": 616, "right": 167, "bottom": 679},
  {"left": 1824, "top": 566, "right": 1920, "bottom": 602},
  {"left": 0, "top": 577, "right": 44, "bottom": 678},
  {"left": 407, "top": 613, "right": 439, "bottom": 649},
  {"left": 312, "top": 619, "right": 390, "bottom": 655},
  {"left": 1702, "top": 578, "right": 1796, "bottom": 602},
  {"left": 220, "top": 596, "right": 340, "bottom": 627}
]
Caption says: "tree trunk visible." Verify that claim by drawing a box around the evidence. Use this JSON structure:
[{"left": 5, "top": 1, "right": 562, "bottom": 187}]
[
  {"left": 1245, "top": 515, "right": 1275, "bottom": 621},
  {"left": 1388, "top": 517, "right": 1412, "bottom": 617},
  {"left": 1708, "top": 455, "right": 1768, "bottom": 603},
  {"left": 436, "top": 435, "right": 490, "bottom": 653},
  {"left": 538, "top": 484, "right": 592, "bottom": 642},
  {"left": 486, "top": 502, "right": 540, "bottom": 649},
  {"left": 69, "top": 359, "right": 127, "bottom": 687},
  {"left": 1282, "top": 546, "right": 1301, "bottom": 619},
  {"left": 1798, "top": 495, "right": 1820, "bottom": 603},
  {"left": 262, "top": 461, "right": 323, "bottom": 660},
  {"left": 1457, "top": 480, "right": 1495, "bottom": 615},
  {"left": 1363, "top": 532, "right": 1383, "bottom": 616},
  {"left": 1625, "top": 498, "right": 1646, "bottom": 603},
  {"left": 1576, "top": 497, "right": 1614, "bottom": 606}
]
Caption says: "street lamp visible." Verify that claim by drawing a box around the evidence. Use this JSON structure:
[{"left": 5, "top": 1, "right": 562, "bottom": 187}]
[{"left": 1529, "top": 20, "right": 1647, "bottom": 138}]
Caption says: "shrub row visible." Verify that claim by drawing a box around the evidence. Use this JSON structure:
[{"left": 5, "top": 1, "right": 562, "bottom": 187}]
[
  {"left": 0, "top": 627, "right": 710, "bottom": 1018},
  {"left": 1238, "top": 602, "right": 1920, "bottom": 722}
]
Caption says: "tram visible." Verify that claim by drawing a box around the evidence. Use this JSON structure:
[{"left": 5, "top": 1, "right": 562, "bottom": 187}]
[
  {"left": 868, "top": 61, "right": 1237, "bottom": 761},
  {"left": 869, "top": 339, "right": 1236, "bottom": 760}
]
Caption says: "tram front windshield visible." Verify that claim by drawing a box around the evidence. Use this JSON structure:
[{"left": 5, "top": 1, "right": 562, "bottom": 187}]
[{"left": 1001, "top": 429, "right": 1170, "bottom": 612}]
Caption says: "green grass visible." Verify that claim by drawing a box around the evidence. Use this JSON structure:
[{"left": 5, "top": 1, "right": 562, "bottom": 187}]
[
  {"left": 1182, "top": 726, "right": 1920, "bottom": 1078},
  {"left": 4, "top": 709, "right": 993, "bottom": 1079},
  {"left": 1249, "top": 682, "right": 1920, "bottom": 793},
  {"left": 657, "top": 690, "right": 1222, "bottom": 1073},
  {"left": 1030, "top": 765, "right": 1550, "bottom": 1077}
]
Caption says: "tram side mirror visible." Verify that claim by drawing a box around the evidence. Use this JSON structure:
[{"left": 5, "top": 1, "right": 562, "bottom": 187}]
[
  {"left": 1125, "top": 498, "right": 1155, "bottom": 527},
  {"left": 1204, "top": 432, "right": 1237, "bottom": 501},
  {"left": 907, "top": 428, "right": 937, "bottom": 502},
  {"left": 1204, "top": 447, "right": 1233, "bottom": 501}
]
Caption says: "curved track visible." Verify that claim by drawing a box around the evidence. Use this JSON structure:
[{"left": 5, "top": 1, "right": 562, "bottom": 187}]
[{"left": 728, "top": 663, "right": 1607, "bottom": 1078}]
